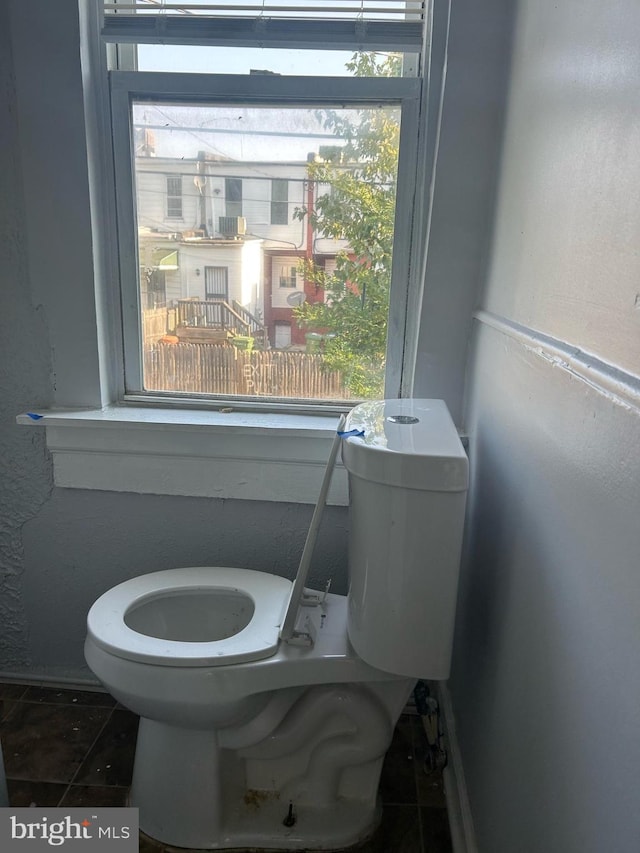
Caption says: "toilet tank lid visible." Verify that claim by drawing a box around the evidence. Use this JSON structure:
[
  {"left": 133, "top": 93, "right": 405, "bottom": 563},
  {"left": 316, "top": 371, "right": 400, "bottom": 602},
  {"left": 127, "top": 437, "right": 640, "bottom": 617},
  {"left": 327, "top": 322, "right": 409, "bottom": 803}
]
[{"left": 342, "top": 399, "right": 468, "bottom": 491}]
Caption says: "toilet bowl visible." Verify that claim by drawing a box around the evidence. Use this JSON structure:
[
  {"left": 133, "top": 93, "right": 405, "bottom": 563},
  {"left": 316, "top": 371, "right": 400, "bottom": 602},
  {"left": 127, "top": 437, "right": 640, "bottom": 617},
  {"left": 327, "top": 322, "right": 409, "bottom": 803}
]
[
  {"left": 85, "top": 399, "right": 469, "bottom": 850},
  {"left": 85, "top": 573, "right": 411, "bottom": 850}
]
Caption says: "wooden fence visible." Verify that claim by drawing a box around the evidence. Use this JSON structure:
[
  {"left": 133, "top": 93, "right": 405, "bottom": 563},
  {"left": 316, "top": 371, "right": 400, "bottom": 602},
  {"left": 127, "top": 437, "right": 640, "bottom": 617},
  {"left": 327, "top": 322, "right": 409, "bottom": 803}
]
[
  {"left": 144, "top": 342, "right": 350, "bottom": 399},
  {"left": 142, "top": 307, "right": 169, "bottom": 350}
]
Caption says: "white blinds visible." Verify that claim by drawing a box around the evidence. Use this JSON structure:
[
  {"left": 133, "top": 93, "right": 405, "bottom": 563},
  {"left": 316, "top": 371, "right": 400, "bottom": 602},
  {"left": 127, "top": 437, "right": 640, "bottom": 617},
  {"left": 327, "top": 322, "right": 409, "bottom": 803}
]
[
  {"left": 101, "top": 0, "right": 426, "bottom": 50},
  {"left": 103, "top": 1, "right": 425, "bottom": 23}
]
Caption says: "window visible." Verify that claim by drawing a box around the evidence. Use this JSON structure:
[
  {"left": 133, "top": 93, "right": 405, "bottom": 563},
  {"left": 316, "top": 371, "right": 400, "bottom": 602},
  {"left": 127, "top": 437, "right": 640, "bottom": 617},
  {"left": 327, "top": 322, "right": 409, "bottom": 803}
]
[
  {"left": 279, "top": 266, "right": 297, "bottom": 289},
  {"left": 14, "top": 0, "right": 445, "bottom": 504},
  {"left": 166, "top": 174, "right": 183, "bottom": 219},
  {"left": 225, "top": 178, "right": 243, "bottom": 219},
  {"left": 105, "top": 1, "right": 425, "bottom": 407},
  {"left": 271, "top": 179, "right": 289, "bottom": 225}
]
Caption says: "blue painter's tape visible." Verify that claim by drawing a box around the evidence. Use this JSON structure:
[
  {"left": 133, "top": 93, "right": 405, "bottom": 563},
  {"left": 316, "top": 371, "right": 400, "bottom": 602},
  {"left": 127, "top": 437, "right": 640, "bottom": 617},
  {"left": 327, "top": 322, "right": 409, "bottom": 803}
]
[
  {"left": 26, "top": 412, "right": 44, "bottom": 420},
  {"left": 337, "top": 428, "right": 365, "bottom": 438}
]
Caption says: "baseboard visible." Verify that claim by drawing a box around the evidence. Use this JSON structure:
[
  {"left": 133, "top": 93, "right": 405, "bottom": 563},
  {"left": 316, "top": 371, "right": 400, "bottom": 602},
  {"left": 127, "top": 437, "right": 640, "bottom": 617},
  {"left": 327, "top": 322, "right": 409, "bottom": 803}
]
[
  {"left": 0, "top": 670, "right": 103, "bottom": 691},
  {"left": 436, "top": 682, "right": 478, "bottom": 853}
]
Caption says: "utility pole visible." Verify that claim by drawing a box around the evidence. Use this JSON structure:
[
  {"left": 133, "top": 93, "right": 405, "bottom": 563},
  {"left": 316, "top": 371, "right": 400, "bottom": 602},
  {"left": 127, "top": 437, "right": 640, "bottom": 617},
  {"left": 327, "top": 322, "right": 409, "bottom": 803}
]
[
  {"left": 304, "top": 172, "right": 317, "bottom": 304},
  {"left": 195, "top": 151, "right": 208, "bottom": 237}
]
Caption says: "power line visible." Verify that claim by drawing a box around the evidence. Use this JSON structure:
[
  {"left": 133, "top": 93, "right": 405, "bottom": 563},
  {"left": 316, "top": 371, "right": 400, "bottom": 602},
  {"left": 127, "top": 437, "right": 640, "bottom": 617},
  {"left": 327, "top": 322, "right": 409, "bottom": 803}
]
[
  {"left": 136, "top": 170, "right": 309, "bottom": 184},
  {"left": 134, "top": 122, "right": 343, "bottom": 141}
]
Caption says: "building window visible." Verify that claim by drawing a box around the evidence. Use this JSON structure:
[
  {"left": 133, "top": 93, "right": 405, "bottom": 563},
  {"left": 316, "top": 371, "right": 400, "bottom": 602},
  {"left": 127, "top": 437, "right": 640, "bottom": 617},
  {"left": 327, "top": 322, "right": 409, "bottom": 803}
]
[
  {"left": 105, "top": 2, "right": 424, "bottom": 406},
  {"left": 225, "top": 178, "right": 243, "bottom": 218},
  {"left": 279, "top": 266, "right": 297, "bottom": 288},
  {"left": 166, "top": 175, "right": 182, "bottom": 219},
  {"left": 271, "top": 179, "right": 289, "bottom": 225}
]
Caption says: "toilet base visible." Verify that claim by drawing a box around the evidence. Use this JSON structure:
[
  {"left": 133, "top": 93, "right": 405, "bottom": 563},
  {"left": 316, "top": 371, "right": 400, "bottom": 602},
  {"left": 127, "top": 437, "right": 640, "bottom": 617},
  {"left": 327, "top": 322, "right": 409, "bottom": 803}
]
[
  {"left": 138, "top": 796, "right": 381, "bottom": 851},
  {"left": 129, "top": 680, "right": 412, "bottom": 850},
  {"left": 131, "top": 715, "right": 382, "bottom": 850}
]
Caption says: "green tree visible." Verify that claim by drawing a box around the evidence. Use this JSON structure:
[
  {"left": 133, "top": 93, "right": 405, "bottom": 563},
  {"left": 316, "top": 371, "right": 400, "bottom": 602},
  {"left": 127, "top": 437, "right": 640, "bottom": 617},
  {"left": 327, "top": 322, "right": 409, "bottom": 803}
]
[{"left": 293, "top": 53, "right": 401, "bottom": 398}]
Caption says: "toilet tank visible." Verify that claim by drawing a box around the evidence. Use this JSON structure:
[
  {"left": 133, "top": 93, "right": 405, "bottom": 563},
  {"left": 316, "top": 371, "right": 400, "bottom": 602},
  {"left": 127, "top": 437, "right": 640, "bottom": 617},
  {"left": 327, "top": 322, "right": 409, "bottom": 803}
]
[{"left": 342, "top": 399, "right": 468, "bottom": 680}]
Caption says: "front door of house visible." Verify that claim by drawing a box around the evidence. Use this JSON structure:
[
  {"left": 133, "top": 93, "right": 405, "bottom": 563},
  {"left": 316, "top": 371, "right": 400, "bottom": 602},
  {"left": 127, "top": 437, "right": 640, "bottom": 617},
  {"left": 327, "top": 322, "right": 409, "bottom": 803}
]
[
  {"left": 274, "top": 322, "right": 292, "bottom": 349},
  {"left": 205, "top": 266, "right": 229, "bottom": 301}
]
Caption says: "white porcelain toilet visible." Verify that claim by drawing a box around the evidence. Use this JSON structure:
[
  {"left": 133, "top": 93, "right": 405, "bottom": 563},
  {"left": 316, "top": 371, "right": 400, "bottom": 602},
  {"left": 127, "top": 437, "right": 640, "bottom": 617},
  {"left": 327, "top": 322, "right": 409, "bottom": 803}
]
[{"left": 84, "top": 399, "right": 468, "bottom": 850}]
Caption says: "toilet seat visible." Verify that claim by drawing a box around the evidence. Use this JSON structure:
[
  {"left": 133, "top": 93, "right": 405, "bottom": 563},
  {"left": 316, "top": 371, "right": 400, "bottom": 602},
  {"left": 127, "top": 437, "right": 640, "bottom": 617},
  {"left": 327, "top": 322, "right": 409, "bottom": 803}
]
[{"left": 87, "top": 567, "right": 293, "bottom": 667}]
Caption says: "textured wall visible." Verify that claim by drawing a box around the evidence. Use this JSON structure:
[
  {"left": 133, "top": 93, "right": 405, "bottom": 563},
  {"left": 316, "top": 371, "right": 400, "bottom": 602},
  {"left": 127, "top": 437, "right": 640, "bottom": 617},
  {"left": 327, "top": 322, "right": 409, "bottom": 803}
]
[
  {"left": 452, "top": 1, "right": 640, "bottom": 851},
  {"left": 21, "top": 491, "right": 348, "bottom": 679},
  {"left": 0, "top": 2, "right": 54, "bottom": 670}
]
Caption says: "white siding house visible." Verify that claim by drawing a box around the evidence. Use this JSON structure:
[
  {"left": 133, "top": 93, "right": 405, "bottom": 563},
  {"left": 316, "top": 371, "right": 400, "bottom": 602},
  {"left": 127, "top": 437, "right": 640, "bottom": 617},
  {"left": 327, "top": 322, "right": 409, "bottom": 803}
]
[{"left": 134, "top": 153, "right": 347, "bottom": 344}]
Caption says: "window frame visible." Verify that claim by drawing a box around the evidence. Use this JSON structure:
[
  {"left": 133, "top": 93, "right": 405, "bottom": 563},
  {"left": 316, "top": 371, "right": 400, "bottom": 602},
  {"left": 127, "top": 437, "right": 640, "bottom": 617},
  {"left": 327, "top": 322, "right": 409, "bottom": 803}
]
[
  {"left": 271, "top": 177, "right": 289, "bottom": 225},
  {"left": 165, "top": 173, "right": 183, "bottom": 219},
  {"left": 111, "top": 70, "right": 422, "bottom": 404},
  {"left": 224, "top": 177, "right": 243, "bottom": 219},
  {"left": 13, "top": 0, "right": 457, "bottom": 503},
  {"left": 279, "top": 265, "right": 298, "bottom": 289}
]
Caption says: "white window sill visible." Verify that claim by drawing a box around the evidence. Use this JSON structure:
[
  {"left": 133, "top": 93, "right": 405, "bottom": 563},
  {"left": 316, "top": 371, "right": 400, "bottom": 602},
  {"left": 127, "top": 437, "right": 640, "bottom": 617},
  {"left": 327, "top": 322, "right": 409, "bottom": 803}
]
[{"left": 17, "top": 406, "right": 347, "bottom": 505}]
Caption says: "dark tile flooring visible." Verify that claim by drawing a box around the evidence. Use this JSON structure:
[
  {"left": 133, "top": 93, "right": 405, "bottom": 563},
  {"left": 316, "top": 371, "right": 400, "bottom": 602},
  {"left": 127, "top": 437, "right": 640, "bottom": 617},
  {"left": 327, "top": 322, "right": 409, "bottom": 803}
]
[{"left": 0, "top": 681, "right": 451, "bottom": 852}]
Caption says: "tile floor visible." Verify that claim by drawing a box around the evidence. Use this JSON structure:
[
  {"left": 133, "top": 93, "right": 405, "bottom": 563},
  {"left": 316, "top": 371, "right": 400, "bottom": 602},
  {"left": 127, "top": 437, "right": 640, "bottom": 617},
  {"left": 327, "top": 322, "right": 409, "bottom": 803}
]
[{"left": 0, "top": 681, "right": 451, "bottom": 852}]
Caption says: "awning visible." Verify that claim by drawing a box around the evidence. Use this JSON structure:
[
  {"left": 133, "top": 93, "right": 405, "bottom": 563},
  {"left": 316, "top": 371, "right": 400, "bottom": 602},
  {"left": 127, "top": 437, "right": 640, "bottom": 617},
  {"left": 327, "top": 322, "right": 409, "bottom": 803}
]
[{"left": 151, "top": 249, "right": 179, "bottom": 270}]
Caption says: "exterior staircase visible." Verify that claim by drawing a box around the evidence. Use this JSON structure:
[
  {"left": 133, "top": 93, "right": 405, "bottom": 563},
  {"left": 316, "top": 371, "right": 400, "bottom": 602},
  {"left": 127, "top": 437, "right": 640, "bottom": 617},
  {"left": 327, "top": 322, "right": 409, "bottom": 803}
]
[{"left": 176, "top": 298, "right": 268, "bottom": 348}]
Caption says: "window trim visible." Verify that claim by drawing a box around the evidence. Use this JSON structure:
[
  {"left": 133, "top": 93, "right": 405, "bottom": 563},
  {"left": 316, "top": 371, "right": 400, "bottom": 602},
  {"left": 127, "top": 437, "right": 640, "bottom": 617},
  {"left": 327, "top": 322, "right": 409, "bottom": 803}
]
[
  {"left": 17, "top": 406, "right": 348, "bottom": 505},
  {"left": 111, "top": 70, "right": 421, "bottom": 402}
]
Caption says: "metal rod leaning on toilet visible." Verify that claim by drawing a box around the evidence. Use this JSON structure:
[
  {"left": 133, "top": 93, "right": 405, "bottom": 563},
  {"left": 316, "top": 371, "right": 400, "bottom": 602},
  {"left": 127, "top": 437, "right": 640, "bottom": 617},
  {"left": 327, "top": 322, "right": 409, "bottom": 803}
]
[{"left": 279, "top": 413, "right": 348, "bottom": 644}]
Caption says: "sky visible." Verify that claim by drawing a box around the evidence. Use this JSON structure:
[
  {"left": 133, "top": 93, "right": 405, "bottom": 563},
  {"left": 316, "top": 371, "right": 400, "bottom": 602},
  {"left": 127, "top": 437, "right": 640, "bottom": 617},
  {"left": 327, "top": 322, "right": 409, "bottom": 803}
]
[
  {"left": 138, "top": 44, "right": 356, "bottom": 76},
  {"left": 133, "top": 34, "right": 402, "bottom": 161},
  {"left": 133, "top": 102, "right": 355, "bottom": 161},
  {"left": 135, "top": 44, "right": 363, "bottom": 160}
]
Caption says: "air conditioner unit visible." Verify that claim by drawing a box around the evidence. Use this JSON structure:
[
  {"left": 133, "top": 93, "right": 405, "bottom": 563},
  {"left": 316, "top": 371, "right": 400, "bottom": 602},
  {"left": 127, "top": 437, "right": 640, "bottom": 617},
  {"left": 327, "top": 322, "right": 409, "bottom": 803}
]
[{"left": 218, "top": 216, "right": 247, "bottom": 237}]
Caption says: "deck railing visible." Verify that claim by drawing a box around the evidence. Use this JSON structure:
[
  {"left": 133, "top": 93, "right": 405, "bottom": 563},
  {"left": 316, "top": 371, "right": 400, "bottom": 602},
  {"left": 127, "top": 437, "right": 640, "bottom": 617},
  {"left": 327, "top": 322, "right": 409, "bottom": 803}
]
[
  {"left": 176, "top": 298, "right": 245, "bottom": 332},
  {"left": 231, "top": 300, "right": 264, "bottom": 336},
  {"left": 176, "top": 298, "right": 266, "bottom": 339}
]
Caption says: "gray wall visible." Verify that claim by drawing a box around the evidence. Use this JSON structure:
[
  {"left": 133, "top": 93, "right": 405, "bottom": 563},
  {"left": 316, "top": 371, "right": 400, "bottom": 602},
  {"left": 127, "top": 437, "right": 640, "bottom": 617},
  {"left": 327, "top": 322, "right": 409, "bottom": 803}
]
[
  {"left": 452, "top": 1, "right": 640, "bottom": 851},
  {"left": 414, "top": 0, "right": 514, "bottom": 424}
]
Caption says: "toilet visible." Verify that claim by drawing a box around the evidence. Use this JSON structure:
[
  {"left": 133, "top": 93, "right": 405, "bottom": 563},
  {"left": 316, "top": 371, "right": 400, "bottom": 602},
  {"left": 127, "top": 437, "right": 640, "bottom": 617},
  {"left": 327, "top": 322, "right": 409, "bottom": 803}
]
[{"left": 84, "top": 398, "right": 468, "bottom": 850}]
